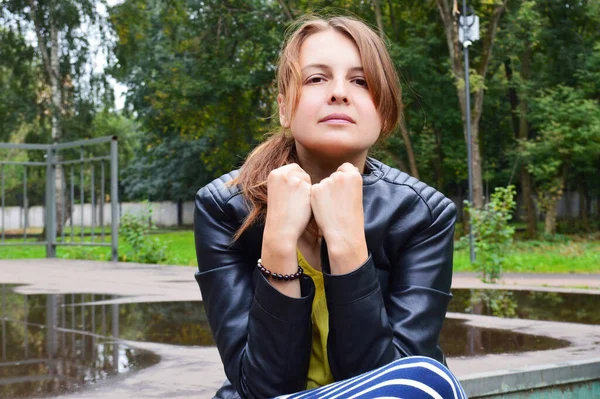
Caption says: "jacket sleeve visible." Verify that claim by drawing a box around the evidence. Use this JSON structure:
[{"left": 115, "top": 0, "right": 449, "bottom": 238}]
[
  {"left": 322, "top": 198, "right": 456, "bottom": 381},
  {"left": 193, "top": 182, "right": 315, "bottom": 399}
]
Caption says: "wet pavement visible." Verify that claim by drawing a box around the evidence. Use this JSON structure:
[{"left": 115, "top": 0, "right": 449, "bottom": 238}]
[
  {"left": 0, "top": 259, "right": 599, "bottom": 398},
  {"left": 449, "top": 288, "right": 600, "bottom": 324}
]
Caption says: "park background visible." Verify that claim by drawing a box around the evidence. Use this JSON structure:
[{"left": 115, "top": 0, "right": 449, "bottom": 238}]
[{"left": 0, "top": 0, "right": 599, "bottom": 278}]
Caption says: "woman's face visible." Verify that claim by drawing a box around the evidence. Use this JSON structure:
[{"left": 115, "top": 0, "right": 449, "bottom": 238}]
[{"left": 279, "top": 29, "right": 382, "bottom": 160}]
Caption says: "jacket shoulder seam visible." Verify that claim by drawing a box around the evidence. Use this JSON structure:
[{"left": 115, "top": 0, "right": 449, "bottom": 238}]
[
  {"left": 203, "top": 171, "right": 244, "bottom": 210},
  {"left": 379, "top": 169, "right": 452, "bottom": 223}
]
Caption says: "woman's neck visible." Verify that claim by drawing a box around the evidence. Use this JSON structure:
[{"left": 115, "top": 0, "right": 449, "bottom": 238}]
[{"left": 295, "top": 145, "right": 368, "bottom": 184}]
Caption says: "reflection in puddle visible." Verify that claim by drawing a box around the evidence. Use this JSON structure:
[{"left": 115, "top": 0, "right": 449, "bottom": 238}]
[
  {"left": 440, "top": 319, "right": 569, "bottom": 357},
  {"left": 449, "top": 289, "right": 600, "bottom": 324},
  {"left": 112, "top": 302, "right": 570, "bottom": 357},
  {"left": 0, "top": 286, "right": 159, "bottom": 398}
]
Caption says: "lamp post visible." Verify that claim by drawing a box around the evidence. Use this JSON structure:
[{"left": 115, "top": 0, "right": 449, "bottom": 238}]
[{"left": 458, "top": 1, "right": 479, "bottom": 263}]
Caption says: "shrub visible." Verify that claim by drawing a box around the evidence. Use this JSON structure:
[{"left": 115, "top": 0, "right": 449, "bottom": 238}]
[
  {"left": 464, "top": 185, "right": 516, "bottom": 283},
  {"left": 119, "top": 202, "right": 167, "bottom": 264}
]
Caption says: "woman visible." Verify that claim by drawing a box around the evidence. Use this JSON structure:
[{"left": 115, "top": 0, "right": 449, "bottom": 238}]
[{"left": 194, "top": 15, "right": 466, "bottom": 399}]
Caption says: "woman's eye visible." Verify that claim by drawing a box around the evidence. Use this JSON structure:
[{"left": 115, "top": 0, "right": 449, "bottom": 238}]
[
  {"left": 354, "top": 78, "right": 368, "bottom": 87},
  {"left": 307, "top": 76, "right": 324, "bottom": 84}
]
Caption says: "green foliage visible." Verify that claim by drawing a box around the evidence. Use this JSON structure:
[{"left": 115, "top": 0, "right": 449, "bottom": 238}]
[
  {"left": 0, "top": 29, "right": 38, "bottom": 141},
  {"left": 119, "top": 202, "right": 167, "bottom": 264},
  {"left": 464, "top": 185, "right": 516, "bottom": 283},
  {"left": 467, "top": 289, "right": 518, "bottom": 318},
  {"left": 455, "top": 69, "right": 487, "bottom": 93},
  {"left": 520, "top": 86, "right": 600, "bottom": 227}
]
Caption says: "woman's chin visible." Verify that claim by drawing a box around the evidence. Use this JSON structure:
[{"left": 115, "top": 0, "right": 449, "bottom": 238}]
[{"left": 304, "top": 142, "right": 368, "bottom": 159}]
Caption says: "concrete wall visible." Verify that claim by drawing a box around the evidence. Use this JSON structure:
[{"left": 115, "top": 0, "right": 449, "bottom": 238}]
[{"left": 0, "top": 201, "right": 195, "bottom": 230}]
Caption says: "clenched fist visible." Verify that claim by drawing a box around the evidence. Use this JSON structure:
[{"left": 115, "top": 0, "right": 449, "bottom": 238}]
[
  {"left": 310, "top": 163, "right": 368, "bottom": 274},
  {"left": 264, "top": 163, "right": 313, "bottom": 255}
]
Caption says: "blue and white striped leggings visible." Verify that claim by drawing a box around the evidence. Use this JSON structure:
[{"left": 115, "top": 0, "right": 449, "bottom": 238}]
[{"left": 277, "top": 356, "right": 467, "bottom": 399}]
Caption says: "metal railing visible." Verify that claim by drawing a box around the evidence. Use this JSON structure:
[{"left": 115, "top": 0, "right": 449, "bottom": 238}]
[{"left": 0, "top": 136, "right": 119, "bottom": 261}]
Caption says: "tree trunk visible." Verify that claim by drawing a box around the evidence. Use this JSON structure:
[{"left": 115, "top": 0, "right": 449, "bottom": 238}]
[
  {"left": 504, "top": 59, "right": 520, "bottom": 138},
  {"left": 578, "top": 180, "right": 589, "bottom": 231},
  {"left": 399, "top": 117, "right": 419, "bottom": 179},
  {"left": 277, "top": 0, "right": 293, "bottom": 21},
  {"left": 433, "top": 129, "right": 444, "bottom": 189},
  {"left": 386, "top": 0, "right": 397, "bottom": 39},
  {"left": 544, "top": 202, "right": 558, "bottom": 235},
  {"left": 372, "top": 0, "right": 384, "bottom": 34},
  {"left": 542, "top": 172, "right": 566, "bottom": 236},
  {"left": 436, "top": 0, "right": 508, "bottom": 209},
  {"left": 29, "top": 0, "right": 69, "bottom": 236},
  {"left": 519, "top": 44, "right": 537, "bottom": 237},
  {"left": 469, "top": 122, "right": 483, "bottom": 208},
  {"left": 49, "top": 13, "right": 69, "bottom": 236},
  {"left": 521, "top": 168, "right": 536, "bottom": 236},
  {"left": 381, "top": 147, "right": 408, "bottom": 172}
]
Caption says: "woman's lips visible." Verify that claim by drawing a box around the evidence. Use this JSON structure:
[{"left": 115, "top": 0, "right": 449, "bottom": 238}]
[
  {"left": 321, "top": 118, "right": 354, "bottom": 124},
  {"left": 319, "top": 114, "right": 355, "bottom": 124}
]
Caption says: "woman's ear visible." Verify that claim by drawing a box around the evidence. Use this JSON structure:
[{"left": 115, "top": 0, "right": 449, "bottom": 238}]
[{"left": 277, "top": 94, "right": 290, "bottom": 128}]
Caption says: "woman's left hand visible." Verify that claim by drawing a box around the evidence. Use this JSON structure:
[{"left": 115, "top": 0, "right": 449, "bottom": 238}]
[{"left": 311, "top": 162, "right": 368, "bottom": 274}]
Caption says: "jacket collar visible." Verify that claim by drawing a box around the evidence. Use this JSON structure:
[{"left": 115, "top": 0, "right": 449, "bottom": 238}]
[{"left": 362, "top": 157, "right": 384, "bottom": 186}]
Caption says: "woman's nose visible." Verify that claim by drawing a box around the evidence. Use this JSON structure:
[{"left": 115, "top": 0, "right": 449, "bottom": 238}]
[{"left": 328, "top": 79, "right": 349, "bottom": 104}]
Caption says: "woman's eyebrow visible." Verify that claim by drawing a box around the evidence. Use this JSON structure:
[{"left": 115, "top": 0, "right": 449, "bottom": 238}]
[{"left": 301, "top": 64, "right": 364, "bottom": 73}]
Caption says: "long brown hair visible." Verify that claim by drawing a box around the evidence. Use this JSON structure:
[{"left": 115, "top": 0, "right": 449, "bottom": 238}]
[{"left": 231, "top": 15, "right": 403, "bottom": 241}]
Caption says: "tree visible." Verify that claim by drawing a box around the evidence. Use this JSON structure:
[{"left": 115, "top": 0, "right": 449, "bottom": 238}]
[
  {"left": 436, "top": 0, "right": 509, "bottom": 209},
  {"left": 1, "top": 0, "right": 113, "bottom": 235},
  {"left": 521, "top": 86, "right": 600, "bottom": 235}
]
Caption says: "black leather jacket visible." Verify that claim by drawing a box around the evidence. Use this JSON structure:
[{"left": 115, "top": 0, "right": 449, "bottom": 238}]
[{"left": 194, "top": 157, "right": 456, "bottom": 399}]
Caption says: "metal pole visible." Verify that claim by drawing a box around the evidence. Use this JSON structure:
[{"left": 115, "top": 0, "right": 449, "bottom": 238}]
[
  {"left": 46, "top": 147, "right": 57, "bottom": 258},
  {"left": 1, "top": 285, "right": 5, "bottom": 361},
  {"left": 101, "top": 162, "right": 105, "bottom": 242},
  {"left": 23, "top": 167, "right": 28, "bottom": 240},
  {"left": 1, "top": 165, "right": 5, "bottom": 243},
  {"left": 463, "top": 0, "right": 476, "bottom": 264},
  {"left": 110, "top": 138, "right": 119, "bottom": 262},
  {"left": 61, "top": 165, "right": 65, "bottom": 243},
  {"left": 80, "top": 146, "right": 84, "bottom": 242},
  {"left": 70, "top": 167, "right": 74, "bottom": 242},
  {"left": 91, "top": 164, "right": 95, "bottom": 243}
]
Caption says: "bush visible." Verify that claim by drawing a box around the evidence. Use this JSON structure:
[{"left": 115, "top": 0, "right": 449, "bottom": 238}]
[
  {"left": 119, "top": 202, "right": 167, "bottom": 264},
  {"left": 464, "top": 185, "right": 516, "bottom": 283}
]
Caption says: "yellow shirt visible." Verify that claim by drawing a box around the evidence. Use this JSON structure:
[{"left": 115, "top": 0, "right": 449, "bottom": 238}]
[{"left": 297, "top": 249, "right": 334, "bottom": 389}]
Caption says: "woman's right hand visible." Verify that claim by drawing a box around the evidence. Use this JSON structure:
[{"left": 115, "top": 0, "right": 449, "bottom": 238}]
[
  {"left": 264, "top": 163, "right": 313, "bottom": 247},
  {"left": 260, "top": 164, "right": 311, "bottom": 298}
]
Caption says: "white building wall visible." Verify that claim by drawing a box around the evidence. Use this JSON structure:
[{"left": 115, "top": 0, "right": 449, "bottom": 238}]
[{"left": 0, "top": 201, "right": 196, "bottom": 230}]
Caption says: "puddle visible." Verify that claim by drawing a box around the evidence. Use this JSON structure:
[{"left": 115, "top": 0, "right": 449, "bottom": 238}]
[
  {"left": 0, "top": 286, "right": 160, "bottom": 398},
  {"left": 449, "top": 289, "right": 600, "bottom": 324},
  {"left": 440, "top": 319, "right": 569, "bottom": 357},
  {"left": 0, "top": 285, "right": 576, "bottom": 397}
]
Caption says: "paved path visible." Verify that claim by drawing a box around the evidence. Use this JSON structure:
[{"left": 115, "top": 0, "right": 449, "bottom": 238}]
[{"left": 1, "top": 259, "right": 599, "bottom": 398}]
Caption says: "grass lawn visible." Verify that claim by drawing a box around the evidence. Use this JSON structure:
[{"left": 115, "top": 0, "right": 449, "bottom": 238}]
[
  {"left": 0, "top": 230, "right": 198, "bottom": 266},
  {"left": 454, "top": 238, "right": 600, "bottom": 273},
  {"left": 1, "top": 230, "right": 598, "bottom": 273}
]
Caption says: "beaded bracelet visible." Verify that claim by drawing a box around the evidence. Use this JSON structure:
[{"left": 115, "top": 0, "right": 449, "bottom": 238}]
[{"left": 257, "top": 258, "right": 304, "bottom": 281}]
